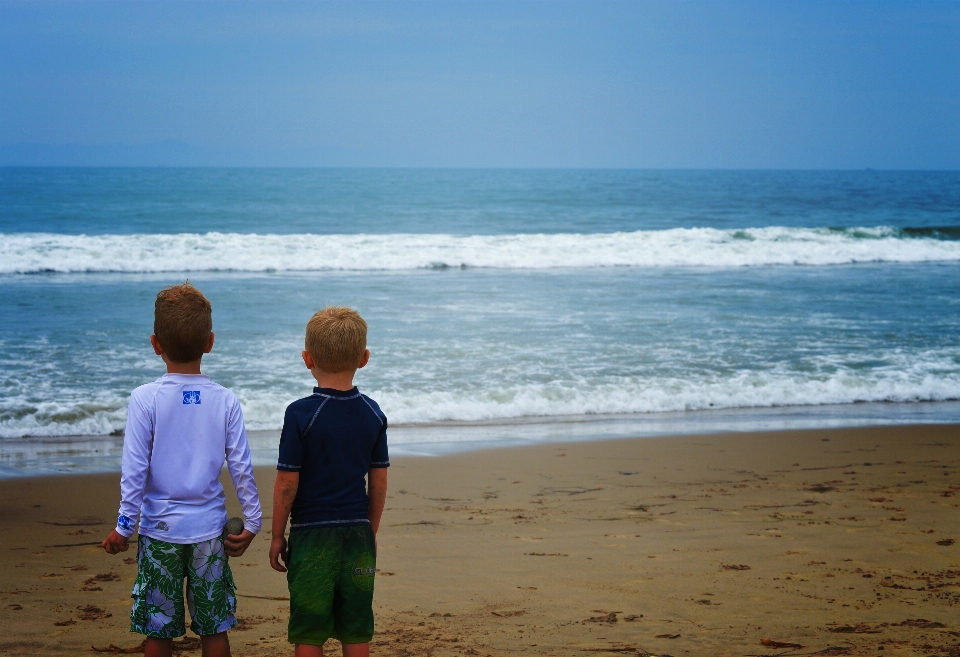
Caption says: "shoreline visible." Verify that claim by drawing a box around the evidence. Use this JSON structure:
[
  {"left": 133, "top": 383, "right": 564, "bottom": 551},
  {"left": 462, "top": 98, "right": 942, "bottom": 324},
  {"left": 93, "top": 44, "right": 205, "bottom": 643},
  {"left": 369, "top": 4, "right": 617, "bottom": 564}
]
[
  {"left": 3, "top": 399, "right": 960, "bottom": 479},
  {"left": 1, "top": 424, "right": 958, "bottom": 656}
]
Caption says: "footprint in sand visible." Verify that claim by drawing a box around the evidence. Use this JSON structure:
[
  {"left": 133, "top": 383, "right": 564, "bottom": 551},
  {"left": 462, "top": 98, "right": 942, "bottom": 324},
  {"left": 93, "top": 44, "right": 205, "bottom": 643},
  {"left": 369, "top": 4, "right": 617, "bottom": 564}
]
[{"left": 77, "top": 605, "right": 111, "bottom": 621}]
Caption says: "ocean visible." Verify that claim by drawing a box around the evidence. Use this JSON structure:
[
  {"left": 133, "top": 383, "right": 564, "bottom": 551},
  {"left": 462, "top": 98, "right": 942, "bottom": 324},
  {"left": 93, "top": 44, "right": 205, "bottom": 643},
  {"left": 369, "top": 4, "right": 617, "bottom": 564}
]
[{"left": 2, "top": 168, "right": 960, "bottom": 476}]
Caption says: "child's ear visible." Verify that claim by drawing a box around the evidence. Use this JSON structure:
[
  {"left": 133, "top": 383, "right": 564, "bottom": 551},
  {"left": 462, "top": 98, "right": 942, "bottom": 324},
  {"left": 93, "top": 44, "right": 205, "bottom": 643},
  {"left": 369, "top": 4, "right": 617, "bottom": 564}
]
[
  {"left": 357, "top": 349, "right": 370, "bottom": 369},
  {"left": 302, "top": 350, "right": 315, "bottom": 370},
  {"left": 204, "top": 332, "right": 215, "bottom": 354},
  {"left": 150, "top": 335, "right": 164, "bottom": 357}
]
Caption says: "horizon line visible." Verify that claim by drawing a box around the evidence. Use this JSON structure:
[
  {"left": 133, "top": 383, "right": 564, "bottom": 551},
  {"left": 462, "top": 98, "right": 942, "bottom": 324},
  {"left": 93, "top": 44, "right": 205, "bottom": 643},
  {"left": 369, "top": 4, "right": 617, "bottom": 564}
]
[{"left": 2, "top": 165, "right": 959, "bottom": 173}]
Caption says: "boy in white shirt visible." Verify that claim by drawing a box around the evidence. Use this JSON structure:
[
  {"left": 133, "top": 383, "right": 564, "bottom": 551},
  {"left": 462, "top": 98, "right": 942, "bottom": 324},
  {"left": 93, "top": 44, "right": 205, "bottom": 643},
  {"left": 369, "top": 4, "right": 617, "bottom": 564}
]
[{"left": 101, "top": 282, "right": 262, "bottom": 657}]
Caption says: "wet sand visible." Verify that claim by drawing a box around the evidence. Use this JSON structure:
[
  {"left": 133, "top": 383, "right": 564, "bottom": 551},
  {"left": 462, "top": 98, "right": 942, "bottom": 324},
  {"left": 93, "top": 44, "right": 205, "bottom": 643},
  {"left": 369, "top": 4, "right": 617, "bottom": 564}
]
[{"left": 0, "top": 424, "right": 958, "bottom": 656}]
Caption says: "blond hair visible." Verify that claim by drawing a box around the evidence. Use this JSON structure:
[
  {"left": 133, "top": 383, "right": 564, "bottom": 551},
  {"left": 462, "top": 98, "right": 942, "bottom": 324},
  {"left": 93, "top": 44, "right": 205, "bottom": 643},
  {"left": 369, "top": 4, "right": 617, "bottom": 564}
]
[
  {"left": 305, "top": 307, "right": 367, "bottom": 373},
  {"left": 154, "top": 282, "right": 212, "bottom": 363}
]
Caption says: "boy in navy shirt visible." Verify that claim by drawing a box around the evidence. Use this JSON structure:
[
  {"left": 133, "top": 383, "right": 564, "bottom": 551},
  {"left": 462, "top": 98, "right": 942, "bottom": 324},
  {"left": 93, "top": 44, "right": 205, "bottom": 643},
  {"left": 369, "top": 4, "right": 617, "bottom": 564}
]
[{"left": 270, "top": 307, "right": 389, "bottom": 656}]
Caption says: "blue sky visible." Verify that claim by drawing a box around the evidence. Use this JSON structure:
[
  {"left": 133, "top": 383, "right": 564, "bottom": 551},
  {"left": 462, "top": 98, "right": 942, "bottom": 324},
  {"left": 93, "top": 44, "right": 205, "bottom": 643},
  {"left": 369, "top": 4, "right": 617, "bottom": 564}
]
[{"left": 1, "top": 0, "right": 958, "bottom": 168}]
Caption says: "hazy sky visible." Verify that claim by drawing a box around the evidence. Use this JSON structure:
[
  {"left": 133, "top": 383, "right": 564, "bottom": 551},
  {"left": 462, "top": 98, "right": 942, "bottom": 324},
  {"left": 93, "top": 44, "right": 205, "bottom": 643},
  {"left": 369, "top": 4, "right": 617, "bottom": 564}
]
[{"left": 1, "top": 0, "right": 958, "bottom": 168}]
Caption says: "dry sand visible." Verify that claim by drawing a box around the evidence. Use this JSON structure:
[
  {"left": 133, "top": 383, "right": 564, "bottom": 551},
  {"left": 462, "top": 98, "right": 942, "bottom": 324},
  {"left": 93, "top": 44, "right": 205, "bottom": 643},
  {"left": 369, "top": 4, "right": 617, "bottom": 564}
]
[{"left": 1, "top": 424, "right": 958, "bottom": 656}]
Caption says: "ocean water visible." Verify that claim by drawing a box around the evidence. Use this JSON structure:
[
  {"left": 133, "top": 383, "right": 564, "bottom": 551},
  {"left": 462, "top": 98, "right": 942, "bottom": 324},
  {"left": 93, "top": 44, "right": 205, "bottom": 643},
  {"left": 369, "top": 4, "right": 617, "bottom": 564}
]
[{"left": 2, "top": 168, "right": 960, "bottom": 475}]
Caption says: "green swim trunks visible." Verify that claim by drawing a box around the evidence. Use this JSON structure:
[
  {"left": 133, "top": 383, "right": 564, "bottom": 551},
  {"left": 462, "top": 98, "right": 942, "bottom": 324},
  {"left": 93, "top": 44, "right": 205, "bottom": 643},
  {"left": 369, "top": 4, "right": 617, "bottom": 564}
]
[
  {"left": 286, "top": 524, "right": 377, "bottom": 645},
  {"left": 131, "top": 535, "right": 237, "bottom": 638}
]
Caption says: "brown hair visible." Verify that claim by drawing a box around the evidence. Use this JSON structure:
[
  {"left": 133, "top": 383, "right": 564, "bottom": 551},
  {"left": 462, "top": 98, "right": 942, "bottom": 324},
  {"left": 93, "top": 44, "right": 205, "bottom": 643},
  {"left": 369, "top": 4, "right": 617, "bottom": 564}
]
[
  {"left": 305, "top": 307, "right": 367, "bottom": 373},
  {"left": 153, "top": 282, "right": 213, "bottom": 363}
]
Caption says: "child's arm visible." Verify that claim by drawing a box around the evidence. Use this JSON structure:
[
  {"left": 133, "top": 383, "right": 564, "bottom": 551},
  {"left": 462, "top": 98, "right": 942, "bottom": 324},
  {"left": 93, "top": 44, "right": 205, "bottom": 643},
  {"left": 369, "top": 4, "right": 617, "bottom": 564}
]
[
  {"left": 368, "top": 468, "right": 388, "bottom": 535},
  {"left": 223, "top": 397, "right": 262, "bottom": 558},
  {"left": 101, "top": 392, "right": 152, "bottom": 555},
  {"left": 269, "top": 471, "right": 299, "bottom": 573}
]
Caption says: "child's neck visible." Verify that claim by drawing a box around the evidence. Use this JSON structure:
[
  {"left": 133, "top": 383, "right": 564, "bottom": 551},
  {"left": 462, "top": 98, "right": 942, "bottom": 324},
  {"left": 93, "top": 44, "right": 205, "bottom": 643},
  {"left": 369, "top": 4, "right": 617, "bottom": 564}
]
[
  {"left": 164, "top": 358, "right": 203, "bottom": 375},
  {"left": 312, "top": 368, "right": 356, "bottom": 391}
]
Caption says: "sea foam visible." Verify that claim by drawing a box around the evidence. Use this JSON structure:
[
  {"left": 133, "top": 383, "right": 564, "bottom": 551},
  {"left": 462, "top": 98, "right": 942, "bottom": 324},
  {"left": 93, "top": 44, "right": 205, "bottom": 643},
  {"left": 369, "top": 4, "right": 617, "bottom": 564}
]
[
  {"left": 2, "top": 226, "right": 959, "bottom": 274},
  {"left": 4, "top": 353, "right": 958, "bottom": 438}
]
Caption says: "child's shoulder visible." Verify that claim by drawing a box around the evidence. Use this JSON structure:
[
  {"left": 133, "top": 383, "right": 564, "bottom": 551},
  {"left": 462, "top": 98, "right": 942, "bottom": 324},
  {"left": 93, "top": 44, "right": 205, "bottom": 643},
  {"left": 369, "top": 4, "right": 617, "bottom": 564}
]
[
  {"left": 129, "top": 375, "right": 167, "bottom": 400},
  {"left": 358, "top": 392, "right": 386, "bottom": 421},
  {"left": 281, "top": 394, "right": 324, "bottom": 432},
  {"left": 130, "top": 375, "right": 238, "bottom": 404},
  {"left": 286, "top": 392, "right": 321, "bottom": 411},
  {"left": 282, "top": 390, "right": 386, "bottom": 423}
]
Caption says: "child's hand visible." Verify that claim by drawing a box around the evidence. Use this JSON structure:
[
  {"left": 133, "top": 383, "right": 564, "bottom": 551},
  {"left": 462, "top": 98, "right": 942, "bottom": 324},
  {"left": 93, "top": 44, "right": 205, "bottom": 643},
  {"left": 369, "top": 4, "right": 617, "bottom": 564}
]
[
  {"left": 224, "top": 529, "right": 256, "bottom": 558},
  {"left": 269, "top": 536, "right": 288, "bottom": 573},
  {"left": 101, "top": 530, "right": 129, "bottom": 555}
]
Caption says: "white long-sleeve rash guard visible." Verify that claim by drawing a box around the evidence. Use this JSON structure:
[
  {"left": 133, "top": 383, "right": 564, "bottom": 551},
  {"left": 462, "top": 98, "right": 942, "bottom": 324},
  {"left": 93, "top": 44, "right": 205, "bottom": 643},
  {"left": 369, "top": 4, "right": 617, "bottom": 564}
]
[{"left": 115, "top": 374, "right": 263, "bottom": 543}]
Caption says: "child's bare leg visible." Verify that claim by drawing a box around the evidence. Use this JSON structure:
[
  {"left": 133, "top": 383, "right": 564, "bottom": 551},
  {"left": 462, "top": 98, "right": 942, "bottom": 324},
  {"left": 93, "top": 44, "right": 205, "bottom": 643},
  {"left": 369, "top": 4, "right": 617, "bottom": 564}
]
[
  {"left": 294, "top": 644, "right": 323, "bottom": 657},
  {"left": 341, "top": 643, "right": 369, "bottom": 657},
  {"left": 200, "top": 632, "right": 230, "bottom": 657},
  {"left": 144, "top": 638, "right": 173, "bottom": 657}
]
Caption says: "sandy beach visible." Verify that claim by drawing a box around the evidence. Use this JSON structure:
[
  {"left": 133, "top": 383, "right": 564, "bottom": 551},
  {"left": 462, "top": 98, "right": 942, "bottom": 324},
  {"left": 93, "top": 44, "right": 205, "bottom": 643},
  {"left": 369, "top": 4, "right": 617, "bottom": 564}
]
[{"left": 1, "top": 424, "right": 958, "bottom": 656}]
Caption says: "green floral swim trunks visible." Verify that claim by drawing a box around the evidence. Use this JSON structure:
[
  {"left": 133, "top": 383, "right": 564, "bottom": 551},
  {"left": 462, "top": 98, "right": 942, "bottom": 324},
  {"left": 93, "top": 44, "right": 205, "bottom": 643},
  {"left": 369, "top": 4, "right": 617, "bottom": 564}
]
[{"left": 131, "top": 535, "right": 237, "bottom": 638}]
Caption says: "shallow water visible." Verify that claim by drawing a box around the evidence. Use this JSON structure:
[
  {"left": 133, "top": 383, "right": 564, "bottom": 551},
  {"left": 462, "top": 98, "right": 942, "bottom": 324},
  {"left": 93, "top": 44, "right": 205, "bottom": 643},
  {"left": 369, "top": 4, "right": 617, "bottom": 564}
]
[{"left": 4, "top": 401, "right": 960, "bottom": 478}]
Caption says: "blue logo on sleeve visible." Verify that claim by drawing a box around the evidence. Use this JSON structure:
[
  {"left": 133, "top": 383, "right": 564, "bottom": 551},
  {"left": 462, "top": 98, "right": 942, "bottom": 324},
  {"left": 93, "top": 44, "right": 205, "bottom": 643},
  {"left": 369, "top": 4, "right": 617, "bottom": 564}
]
[
  {"left": 117, "top": 514, "right": 133, "bottom": 531},
  {"left": 183, "top": 391, "right": 201, "bottom": 405}
]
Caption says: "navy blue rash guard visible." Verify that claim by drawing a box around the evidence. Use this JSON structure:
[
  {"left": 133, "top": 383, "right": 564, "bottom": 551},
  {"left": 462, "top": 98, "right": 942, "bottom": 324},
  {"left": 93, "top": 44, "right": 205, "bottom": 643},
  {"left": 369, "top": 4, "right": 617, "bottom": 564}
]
[{"left": 277, "top": 387, "right": 389, "bottom": 529}]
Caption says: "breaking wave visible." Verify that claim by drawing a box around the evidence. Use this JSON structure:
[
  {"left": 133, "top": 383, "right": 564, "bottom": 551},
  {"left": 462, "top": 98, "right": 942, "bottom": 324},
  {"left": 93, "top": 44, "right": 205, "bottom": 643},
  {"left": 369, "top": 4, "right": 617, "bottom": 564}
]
[
  {"left": 3, "top": 351, "right": 959, "bottom": 438},
  {"left": 3, "top": 226, "right": 960, "bottom": 274}
]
